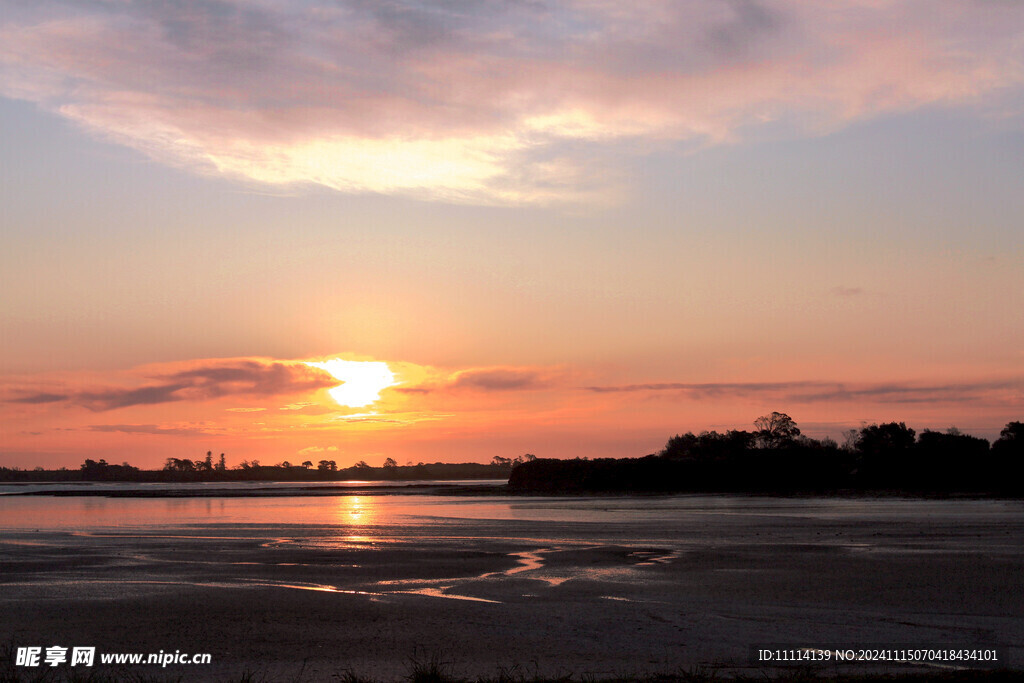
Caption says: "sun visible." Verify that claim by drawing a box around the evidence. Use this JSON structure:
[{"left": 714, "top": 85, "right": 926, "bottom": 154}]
[{"left": 305, "top": 359, "right": 396, "bottom": 408}]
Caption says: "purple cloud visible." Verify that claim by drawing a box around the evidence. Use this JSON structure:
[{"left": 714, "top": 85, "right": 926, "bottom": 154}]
[
  {"left": 4, "top": 360, "right": 336, "bottom": 412},
  {"left": 77, "top": 383, "right": 191, "bottom": 411},
  {"left": 1, "top": 1, "right": 1020, "bottom": 203},
  {"left": 167, "top": 361, "right": 334, "bottom": 398},
  {"left": 8, "top": 392, "right": 69, "bottom": 404},
  {"left": 451, "top": 368, "right": 548, "bottom": 391},
  {"left": 584, "top": 379, "right": 1023, "bottom": 405}
]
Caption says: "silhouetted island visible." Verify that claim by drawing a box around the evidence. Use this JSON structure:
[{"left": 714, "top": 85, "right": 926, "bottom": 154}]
[{"left": 508, "top": 414, "right": 1024, "bottom": 496}]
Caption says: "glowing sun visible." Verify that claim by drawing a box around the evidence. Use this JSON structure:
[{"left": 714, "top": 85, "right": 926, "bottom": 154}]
[{"left": 306, "top": 359, "right": 396, "bottom": 408}]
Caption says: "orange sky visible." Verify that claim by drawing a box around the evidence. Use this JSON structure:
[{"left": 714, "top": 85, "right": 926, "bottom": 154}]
[
  {"left": 1, "top": 1, "right": 1023, "bottom": 469},
  {"left": 2, "top": 352, "right": 1021, "bottom": 469}
]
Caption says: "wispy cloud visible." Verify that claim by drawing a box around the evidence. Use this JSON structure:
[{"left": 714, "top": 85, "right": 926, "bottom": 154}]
[
  {"left": 5, "top": 359, "right": 336, "bottom": 412},
  {"left": 450, "top": 368, "right": 549, "bottom": 391},
  {"left": 298, "top": 445, "right": 339, "bottom": 455},
  {"left": 87, "top": 424, "right": 212, "bottom": 436},
  {"left": 76, "top": 383, "right": 191, "bottom": 411},
  {"left": 8, "top": 392, "right": 69, "bottom": 405},
  {"left": 393, "top": 365, "right": 558, "bottom": 395},
  {"left": 279, "top": 402, "right": 318, "bottom": 411},
  {"left": 2, "top": 1, "right": 1020, "bottom": 203},
  {"left": 584, "top": 379, "right": 1023, "bottom": 405},
  {"left": 787, "top": 380, "right": 1023, "bottom": 405}
]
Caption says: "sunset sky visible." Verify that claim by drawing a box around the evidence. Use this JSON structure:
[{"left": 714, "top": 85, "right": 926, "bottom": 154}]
[{"left": 2, "top": 0, "right": 1022, "bottom": 470}]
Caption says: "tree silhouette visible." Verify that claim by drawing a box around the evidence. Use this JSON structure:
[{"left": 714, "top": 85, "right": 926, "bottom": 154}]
[
  {"left": 163, "top": 458, "right": 196, "bottom": 473},
  {"left": 662, "top": 432, "right": 699, "bottom": 459},
  {"left": 662, "top": 429, "right": 757, "bottom": 461},
  {"left": 856, "top": 422, "right": 915, "bottom": 487},
  {"left": 78, "top": 458, "right": 137, "bottom": 481},
  {"left": 916, "top": 428, "right": 989, "bottom": 489},
  {"left": 994, "top": 421, "right": 1024, "bottom": 452},
  {"left": 858, "top": 422, "right": 916, "bottom": 454},
  {"left": 753, "top": 412, "right": 800, "bottom": 449},
  {"left": 992, "top": 421, "right": 1024, "bottom": 491},
  {"left": 841, "top": 428, "right": 860, "bottom": 452}
]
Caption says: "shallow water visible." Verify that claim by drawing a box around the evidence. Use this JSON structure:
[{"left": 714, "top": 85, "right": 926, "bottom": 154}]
[
  {"left": 3, "top": 493, "right": 1023, "bottom": 599},
  {"left": 3, "top": 492, "right": 1024, "bottom": 676},
  {"left": 0, "top": 478, "right": 504, "bottom": 496},
  {"left": 2, "top": 491, "right": 1022, "bottom": 545}
]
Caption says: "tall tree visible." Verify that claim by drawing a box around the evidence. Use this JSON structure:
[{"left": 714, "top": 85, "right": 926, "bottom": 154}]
[{"left": 753, "top": 412, "right": 800, "bottom": 449}]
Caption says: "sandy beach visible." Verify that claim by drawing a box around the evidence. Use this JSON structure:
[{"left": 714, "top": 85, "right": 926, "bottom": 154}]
[{"left": 2, "top": 494, "right": 1023, "bottom": 680}]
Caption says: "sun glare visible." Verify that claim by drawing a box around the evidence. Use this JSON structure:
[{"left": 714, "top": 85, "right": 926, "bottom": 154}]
[{"left": 306, "top": 359, "right": 396, "bottom": 408}]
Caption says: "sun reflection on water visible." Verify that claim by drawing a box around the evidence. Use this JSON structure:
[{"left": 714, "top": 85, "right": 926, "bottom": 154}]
[{"left": 335, "top": 496, "right": 378, "bottom": 544}]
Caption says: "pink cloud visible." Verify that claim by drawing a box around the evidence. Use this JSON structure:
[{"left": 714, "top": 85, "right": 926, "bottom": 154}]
[{"left": 1, "top": 1, "right": 1021, "bottom": 203}]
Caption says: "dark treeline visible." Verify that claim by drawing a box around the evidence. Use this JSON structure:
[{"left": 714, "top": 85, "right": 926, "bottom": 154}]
[
  {"left": 509, "top": 413, "right": 1024, "bottom": 496},
  {"left": 0, "top": 451, "right": 523, "bottom": 483}
]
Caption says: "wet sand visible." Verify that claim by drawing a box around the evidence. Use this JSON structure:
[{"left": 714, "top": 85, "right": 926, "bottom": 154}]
[{"left": 2, "top": 496, "right": 1023, "bottom": 680}]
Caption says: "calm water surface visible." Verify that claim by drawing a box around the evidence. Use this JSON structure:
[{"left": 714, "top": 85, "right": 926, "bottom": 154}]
[{"left": 2, "top": 491, "right": 1022, "bottom": 554}]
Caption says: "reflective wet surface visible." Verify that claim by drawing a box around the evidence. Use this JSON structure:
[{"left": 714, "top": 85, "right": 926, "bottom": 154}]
[{"left": 2, "top": 493, "right": 1023, "bottom": 679}]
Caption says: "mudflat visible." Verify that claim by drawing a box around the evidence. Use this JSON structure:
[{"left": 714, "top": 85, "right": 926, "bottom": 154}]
[{"left": 1, "top": 494, "right": 1022, "bottom": 681}]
